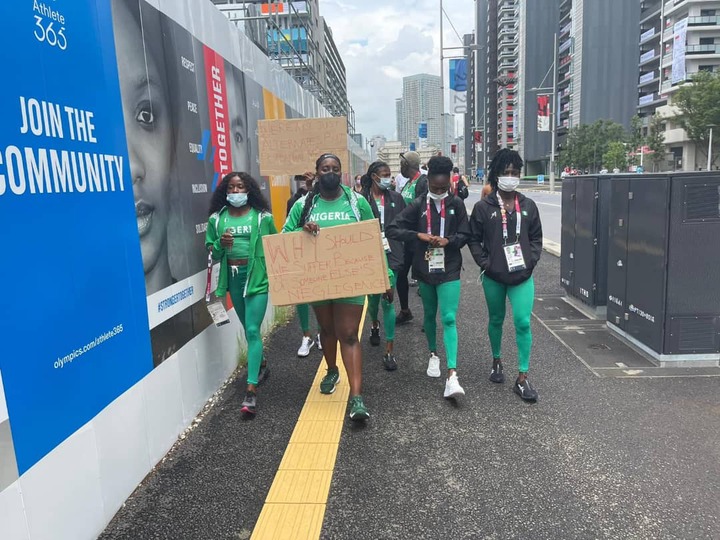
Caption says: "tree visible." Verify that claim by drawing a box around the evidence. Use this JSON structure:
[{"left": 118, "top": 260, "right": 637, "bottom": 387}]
[
  {"left": 603, "top": 141, "right": 627, "bottom": 171},
  {"left": 627, "top": 115, "right": 644, "bottom": 167},
  {"left": 646, "top": 113, "right": 666, "bottom": 171},
  {"left": 672, "top": 71, "right": 720, "bottom": 168},
  {"left": 559, "top": 119, "right": 626, "bottom": 172}
]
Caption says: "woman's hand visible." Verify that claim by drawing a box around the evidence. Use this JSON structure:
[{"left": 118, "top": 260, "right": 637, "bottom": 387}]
[
  {"left": 383, "top": 288, "right": 394, "bottom": 303},
  {"left": 303, "top": 221, "right": 320, "bottom": 235},
  {"left": 430, "top": 237, "right": 449, "bottom": 248},
  {"left": 417, "top": 232, "right": 433, "bottom": 243},
  {"left": 220, "top": 231, "right": 234, "bottom": 249}
]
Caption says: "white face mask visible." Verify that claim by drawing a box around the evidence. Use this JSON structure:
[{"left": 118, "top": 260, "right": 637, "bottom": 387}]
[
  {"left": 498, "top": 176, "right": 520, "bottom": 192},
  {"left": 428, "top": 191, "right": 448, "bottom": 201}
]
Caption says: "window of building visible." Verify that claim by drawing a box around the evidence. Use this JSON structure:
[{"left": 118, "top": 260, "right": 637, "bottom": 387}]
[
  {"left": 698, "top": 65, "right": 717, "bottom": 72},
  {"left": 699, "top": 37, "right": 715, "bottom": 45},
  {"left": 700, "top": 9, "right": 717, "bottom": 16}
]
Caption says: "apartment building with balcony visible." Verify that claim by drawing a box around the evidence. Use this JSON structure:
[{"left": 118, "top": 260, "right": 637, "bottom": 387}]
[
  {"left": 638, "top": 0, "right": 720, "bottom": 170},
  {"left": 554, "top": 0, "right": 640, "bottom": 152},
  {"left": 493, "top": 0, "right": 519, "bottom": 151},
  {"left": 515, "top": 0, "right": 560, "bottom": 175}
]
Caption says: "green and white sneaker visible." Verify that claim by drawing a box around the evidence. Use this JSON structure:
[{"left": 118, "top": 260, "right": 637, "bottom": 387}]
[
  {"left": 348, "top": 395, "right": 370, "bottom": 421},
  {"left": 319, "top": 367, "right": 340, "bottom": 394}
]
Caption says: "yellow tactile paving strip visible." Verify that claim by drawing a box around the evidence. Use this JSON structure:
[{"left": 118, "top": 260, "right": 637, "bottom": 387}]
[{"left": 251, "top": 305, "right": 367, "bottom": 540}]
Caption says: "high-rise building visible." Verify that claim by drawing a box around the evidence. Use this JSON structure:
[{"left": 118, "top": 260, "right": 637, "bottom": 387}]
[
  {"left": 516, "top": 0, "right": 559, "bottom": 175},
  {"left": 495, "top": 0, "right": 519, "bottom": 151},
  {"left": 211, "top": 0, "right": 356, "bottom": 133},
  {"left": 638, "top": 0, "right": 720, "bottom": 171},
  {"left": 395, "top": 74, "right": 443, "bottom": 150},
  {"left": 395, "top": 98, "right": 404, "bottom": 142},
  {"left": 554, "top": 0, "right": 641, "bottom": 148}
]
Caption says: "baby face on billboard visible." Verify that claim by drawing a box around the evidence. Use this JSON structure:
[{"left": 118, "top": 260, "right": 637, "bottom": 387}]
[{"left": 113, "top": 0, "right": 173, "bottom": 295}]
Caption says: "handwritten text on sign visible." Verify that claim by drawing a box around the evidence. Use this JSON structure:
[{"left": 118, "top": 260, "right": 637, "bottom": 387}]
[
  {"left": 262, "top": 220, "right": 390, "bottom": 306},
  {"left": 257, "top": 117, "right": 349, "bottom": 176}
]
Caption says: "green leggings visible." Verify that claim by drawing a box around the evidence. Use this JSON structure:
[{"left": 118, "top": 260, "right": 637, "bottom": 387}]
[
  {"left": 297, "top": 304, "right": 317, "bottom": 334},
  {"left": 367, "top": 272, "right": 398, "bottom": 342},
  {"left": 227, "top": 266, "right": 268, "bottom": 386},
  {"left": 482, "top": 275, "right": 534, "bottom": 372},
  {"left": 418, "top": 279, "right": 461, "bottom": 369}
]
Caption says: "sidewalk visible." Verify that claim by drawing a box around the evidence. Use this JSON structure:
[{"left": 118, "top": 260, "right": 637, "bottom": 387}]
[{"left": 100, "top": 253, "right": 720, "bottom": 540}]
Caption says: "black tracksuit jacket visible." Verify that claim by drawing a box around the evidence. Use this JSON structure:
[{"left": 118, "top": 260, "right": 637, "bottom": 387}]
[
  {"left": 386, "top": 195, "right": 470, "bottom": 285},
  {"left": 368, "top": 189, "right": 407, "bottom": 272},
  {"left": 468, "top": 191, "right": 543, "bottom": 286}
]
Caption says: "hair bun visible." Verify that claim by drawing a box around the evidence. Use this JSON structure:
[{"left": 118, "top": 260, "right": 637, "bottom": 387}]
[{"left": 427, "top": 155, "right": 454, "bottom": 176}]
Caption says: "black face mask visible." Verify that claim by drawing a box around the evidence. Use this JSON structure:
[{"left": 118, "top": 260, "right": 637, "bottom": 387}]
[{"left": 319, "top": 172, "right": 341, "bottom": 191}]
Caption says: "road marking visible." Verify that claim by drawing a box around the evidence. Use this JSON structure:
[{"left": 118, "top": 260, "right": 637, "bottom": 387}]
[
  {"left": 535, "top": 201, "right": 562, "bottom": 208},
  {"left": 615, "top": 362, "right": 627, "bottom": 368},
  {"left": 252, "top": 304, "right": 368, "bottom": 540},
  {"left": 623, "top": 369, "right": 644, "bottom": 376}
]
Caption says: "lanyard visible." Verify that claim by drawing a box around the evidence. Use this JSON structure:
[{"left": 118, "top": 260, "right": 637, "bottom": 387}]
[
  {"left": 376, "top": 193, "right": 385, "bottom": 228},
  {"left": 426, "top": 197, "right": 446, "bottom": 238},
  {"left": 402, "top": 171, "right": 421, "bottom": 196},
  {"left": 205, "top": 250, "right": 214, "bottom": 302},
  {"left": 500, "top": 197, "right": 521, "bottom": 244}
]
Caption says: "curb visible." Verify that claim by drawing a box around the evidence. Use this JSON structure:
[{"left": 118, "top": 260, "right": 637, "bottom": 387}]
[{"left": 543, "top": 238, "right": 561, "bottom": 257}]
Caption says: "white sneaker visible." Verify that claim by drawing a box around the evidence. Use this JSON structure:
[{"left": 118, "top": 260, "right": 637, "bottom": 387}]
[
  {"left": 426, "top": 353, "right": 441, "bottom": 377},
  {"left": 297, "top": 336, "right": 315, "bottom": 357},
  {"left": 316, "top": 333, "right": 323, "bottom": 351},
  {"left": 444, "top": 373, "right": 465, "bottom": 399}
]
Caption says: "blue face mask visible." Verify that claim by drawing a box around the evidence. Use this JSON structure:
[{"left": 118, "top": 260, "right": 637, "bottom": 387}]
[
  {"left": 227, "top": 193, "right": 248, "bottom": 207},
  {"left": 377, "top": 177, "right": 393, "bottom": 190}
]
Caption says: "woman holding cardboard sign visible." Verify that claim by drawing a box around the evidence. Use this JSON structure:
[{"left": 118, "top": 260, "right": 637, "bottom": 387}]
[
  {"left": 283, "top": 153, "right": 385, "bottom": 422},
  {"left": 206, "top": 172, "right": 277, "bottom": 418},
  {"left": 386, "top": 156, "right": 471, "bottom": 400}
]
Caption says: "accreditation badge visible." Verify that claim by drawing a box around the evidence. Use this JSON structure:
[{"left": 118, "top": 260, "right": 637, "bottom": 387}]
[
  {"left": 426, "top": 248, "right": 445, "bottom": 273},
  {"left": 381, "top": 232, "right": 391, "bottom": 253},
  {"left": 503, "top": 243, "right": 527, "bottom": 273}
]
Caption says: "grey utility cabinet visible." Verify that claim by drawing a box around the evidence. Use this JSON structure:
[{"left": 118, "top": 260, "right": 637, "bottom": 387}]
[
  {"left": 560, "top": 175, "right": 615, "bottom": 309},
  {"left": 606, "top": 172, "right": 720, "bottom": 364}
]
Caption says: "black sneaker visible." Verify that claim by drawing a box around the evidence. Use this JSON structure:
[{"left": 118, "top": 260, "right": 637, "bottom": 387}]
[
  {"left": 241, "top": 391, "right": 257, "bottom": 416},
  {"left": 395, "top": 309, "right": 414, "bottom": 325},
  {"left": 369, "top": 326, "right": 381, "bottom": 346},
  {"left": 490, "top": 359, "right": 505, "bottom": 384},
  {"left": 382, "top": 353, "right": 398, "bottom": 371},
  {"left": 257, "top": 363, "right": 270, "bottom": 386},
  {"left": 513, "top": 377, "right": 538, "bottom": 402}
]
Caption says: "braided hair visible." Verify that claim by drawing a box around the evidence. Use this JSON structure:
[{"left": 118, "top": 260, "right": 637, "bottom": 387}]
[
  {"left": 487, "top": 148, "right": 524, "bottom": 190},
  {"left": 297, "top": 153, "right": 342, "bottom": 226},
  {"left": 360, "top": 161, "right": 387, "bottom": 220},
  {"left": 208, "top": 171, "right": 270, "bottom": 216}
]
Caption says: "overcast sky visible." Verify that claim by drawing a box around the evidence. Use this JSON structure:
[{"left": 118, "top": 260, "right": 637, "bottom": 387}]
[{"left": 321, "top": 0, "right": 476, "bottom": 142}]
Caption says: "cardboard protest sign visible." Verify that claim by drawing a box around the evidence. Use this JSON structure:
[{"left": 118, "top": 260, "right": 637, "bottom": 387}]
[
  {"left": 257, "top": 117, "right": 349, "bottom": 176},
  {"left": 262, "top": 220, "right": 390, "bottom": 306}
]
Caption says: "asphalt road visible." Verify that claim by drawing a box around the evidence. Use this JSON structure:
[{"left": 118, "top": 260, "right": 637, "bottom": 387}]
[{"left": 101, "top": 254, "right": 720, "bottom": 540}]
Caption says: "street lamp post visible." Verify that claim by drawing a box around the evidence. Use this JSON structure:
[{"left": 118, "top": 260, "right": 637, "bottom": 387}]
[
  {"left": 529, "top": 32, "right": 558, "bottom": 193},
  {"left": 707, "top": 124, "right": 715, "bottom": 171}
]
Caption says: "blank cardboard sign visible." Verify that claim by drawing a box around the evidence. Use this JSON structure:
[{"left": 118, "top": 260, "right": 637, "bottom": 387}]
[
  {"left": 257, "top": 117, "right": 349, "bottom": 176},
  {"left": 262, "top": 220, "right": 390, "bottom": 306}
]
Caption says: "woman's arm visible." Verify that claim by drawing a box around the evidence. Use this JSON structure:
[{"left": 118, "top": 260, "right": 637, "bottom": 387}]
[
  {"left": 205, "top": 214, "right": 225, "bottom": 259},
  {"left": 528, "top": 201, "right": 543, "bottom": 266},
  {"left": 282, "top": 197, "right": 304, "bottom": 232},
  {"left": 385, "top": 201, "right": 422, "bottom": 243}
]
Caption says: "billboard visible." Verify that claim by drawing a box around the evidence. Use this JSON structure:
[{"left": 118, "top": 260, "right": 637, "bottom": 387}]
[
  {"left": 449, "top": 59, "right": 467, "bottom": 115},
  {"left": 672, "top": 18, "right": 688, "bottom": 85},
  {"left": 537, "top": 95, "right": 550, "bottom": 132},
  {"left": 0, "top": 0, "right": 310, "bottom": 479}
]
